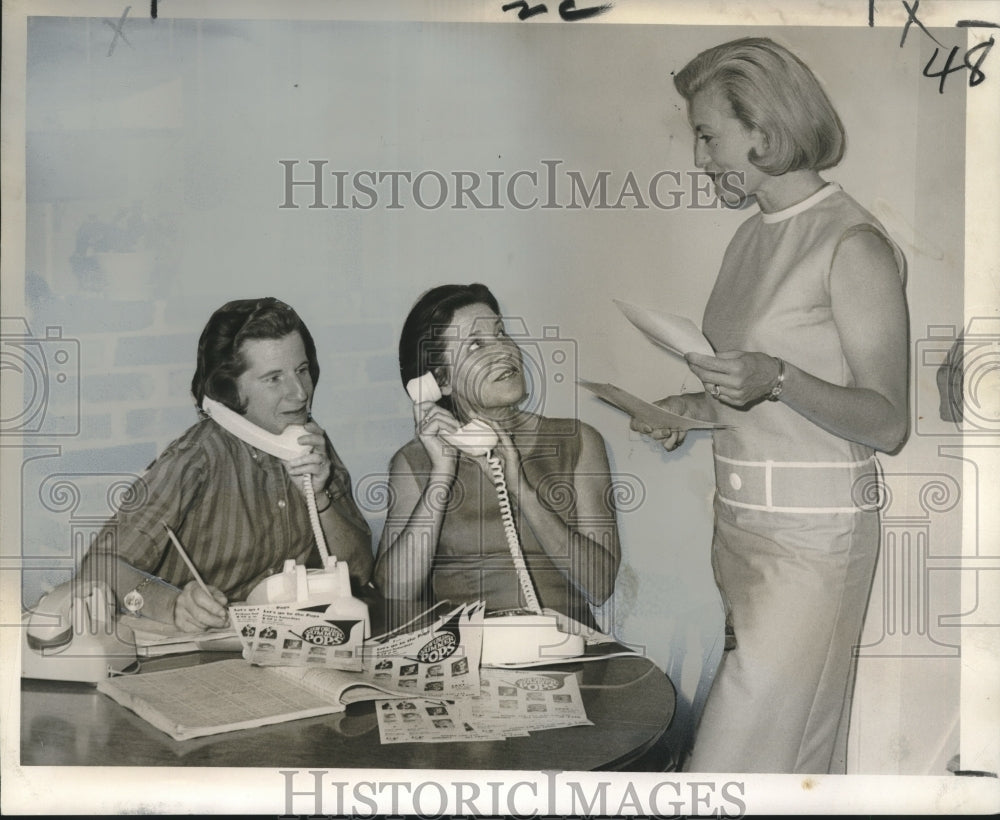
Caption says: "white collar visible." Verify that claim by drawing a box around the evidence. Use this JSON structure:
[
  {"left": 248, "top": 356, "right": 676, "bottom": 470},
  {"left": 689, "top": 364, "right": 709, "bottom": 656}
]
[{"left": 760, "top": 182, "right": 841, "bottom": 224}]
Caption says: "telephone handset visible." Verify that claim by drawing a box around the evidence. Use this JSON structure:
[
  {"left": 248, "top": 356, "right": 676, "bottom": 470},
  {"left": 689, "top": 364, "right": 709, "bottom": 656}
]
[
  {"left": 405, "top": 374, "right": 584, "bottom": 664},
  {"left": 202, "top": 396, "right": 368, "bottom": 637},
  {"left": 202, "top": 395, "right": 331, "bottom": 568},
  {"left": 22, "top": 580, "right": 138, "bottom": 682},
  {"left": 406, "top": 371, "right": 498, "bottom": 456},
  {"left": 202, "top": 395, "right": 311, "bottom": 461}
]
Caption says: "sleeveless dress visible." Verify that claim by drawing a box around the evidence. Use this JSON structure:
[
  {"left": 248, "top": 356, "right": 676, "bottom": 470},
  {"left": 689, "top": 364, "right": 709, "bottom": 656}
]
[
  {"left": 393, "top": 416, "right": 599, "bottom": 627},
  {"left": 686, "top": 184, "right": 905, "bottom": 773}
]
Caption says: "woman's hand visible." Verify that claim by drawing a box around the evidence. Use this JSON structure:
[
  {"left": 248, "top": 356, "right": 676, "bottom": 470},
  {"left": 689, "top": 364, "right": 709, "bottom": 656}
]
[
  {"left": 284, "top": 420, "right": 332, "bottom": 495},
  {"left": 631, "top": 394, "right": 691, "bottom": 451},
  {"left": 686, "top": 351, "right": 781, "bottom": 408},
  {"left": 413, "top": 401, "right": 461, "bottom": 474},
  {"left": 173, "top": 580, "right": 228, "bottom": 631}
]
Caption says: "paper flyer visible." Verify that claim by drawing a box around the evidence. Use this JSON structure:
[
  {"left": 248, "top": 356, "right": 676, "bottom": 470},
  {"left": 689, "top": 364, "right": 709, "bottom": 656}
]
[
  {"left": 363, "top": 601, "right": 486, "bottom": 696},
  {"left": 374, "top": 668, "right": 590, "bottom": 744},
  {"left": 229, "top": 602, "right": 366, "bottom": 672}
]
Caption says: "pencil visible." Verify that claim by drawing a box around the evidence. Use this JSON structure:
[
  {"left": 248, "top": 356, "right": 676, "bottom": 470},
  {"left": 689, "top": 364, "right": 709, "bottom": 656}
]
[{"left": 161, "top": 521, "right": 213, "bottom": 599}]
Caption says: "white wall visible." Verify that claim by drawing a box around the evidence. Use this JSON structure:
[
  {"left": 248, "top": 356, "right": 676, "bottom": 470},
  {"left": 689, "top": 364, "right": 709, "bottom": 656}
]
[{"left": 18, "top": 17, "right": 965, "bottom": 773}]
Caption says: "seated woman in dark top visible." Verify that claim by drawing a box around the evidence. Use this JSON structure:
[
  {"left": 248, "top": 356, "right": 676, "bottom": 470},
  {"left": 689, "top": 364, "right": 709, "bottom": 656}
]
[{"left": 373, "top": 283, "right": 621, "bottom": 629}]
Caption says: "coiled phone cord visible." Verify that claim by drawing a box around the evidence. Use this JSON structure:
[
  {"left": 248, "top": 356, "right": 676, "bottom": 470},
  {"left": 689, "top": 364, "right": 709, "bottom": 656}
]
[
  {"left": 485, "top": 450, "right": 542, "bottom": 615},
  {"left": 301, "top": 476, "right": 333, "bottom": 568}
]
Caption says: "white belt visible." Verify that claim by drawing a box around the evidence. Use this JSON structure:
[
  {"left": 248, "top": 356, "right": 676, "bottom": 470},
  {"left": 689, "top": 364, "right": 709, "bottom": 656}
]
[{"left": 714, "top": 454, "right": 881, "bottom": 514}]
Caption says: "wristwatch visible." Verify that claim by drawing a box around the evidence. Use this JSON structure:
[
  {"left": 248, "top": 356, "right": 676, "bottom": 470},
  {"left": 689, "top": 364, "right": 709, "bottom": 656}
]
[
  {"left": 766, "top": 357, "right": 786, "bottom": 402},
  {"left": 123, "top": 575, "right": 157, "bottom": 615}
]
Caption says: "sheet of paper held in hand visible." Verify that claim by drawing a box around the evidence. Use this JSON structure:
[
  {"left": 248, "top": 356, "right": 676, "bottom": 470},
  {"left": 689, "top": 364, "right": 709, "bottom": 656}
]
[
  {"left": 578, "top": 379, "right": 728, "bottom": 431},
  {"left": 613, "top": 299, "right": 715, "bottom": 357}
]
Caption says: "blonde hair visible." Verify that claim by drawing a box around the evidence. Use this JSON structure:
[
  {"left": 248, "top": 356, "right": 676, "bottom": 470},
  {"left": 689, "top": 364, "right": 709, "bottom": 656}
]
[{"left": 674, "top": 37, "right": 845, "bottom": 174}]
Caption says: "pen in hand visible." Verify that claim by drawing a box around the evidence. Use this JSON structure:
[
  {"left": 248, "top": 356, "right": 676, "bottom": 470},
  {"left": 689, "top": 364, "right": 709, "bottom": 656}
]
[{"left": 162, "top": 521, "right": 229, "bottom": 627}]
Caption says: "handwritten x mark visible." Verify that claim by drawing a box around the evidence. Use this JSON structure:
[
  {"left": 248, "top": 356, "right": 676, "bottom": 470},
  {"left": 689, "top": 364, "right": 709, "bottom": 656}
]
[{"left": 104, "top": 6, "right": 134, "bottom": 57}]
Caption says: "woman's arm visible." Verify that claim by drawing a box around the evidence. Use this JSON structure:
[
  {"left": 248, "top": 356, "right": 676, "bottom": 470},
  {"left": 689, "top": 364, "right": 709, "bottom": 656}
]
[
  {"left": 373, "top": 403, "right": 461, "bottom": 600},
  {"left": 373, "top": 450, "right": 456, "bottom": 600},
  {"left": 498, "top": 423, "right": 622, "bottom": 605},
  {"left": 685, "top": 230, "right": 909, "bottom": 452},
  {"left": 78, "top": 444, "right": 230, "bottom": 630}
]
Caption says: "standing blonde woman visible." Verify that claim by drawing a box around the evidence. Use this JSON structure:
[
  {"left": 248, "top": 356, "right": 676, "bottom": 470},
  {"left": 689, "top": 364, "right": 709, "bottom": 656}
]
[{"left": 634, "top": 38, "right": 908, "bottom": 773}]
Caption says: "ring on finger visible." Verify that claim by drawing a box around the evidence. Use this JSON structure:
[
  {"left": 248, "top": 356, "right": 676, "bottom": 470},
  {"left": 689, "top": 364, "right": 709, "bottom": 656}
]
[{"left": 711, "top": 383, "right": 722, "bottom": 399}]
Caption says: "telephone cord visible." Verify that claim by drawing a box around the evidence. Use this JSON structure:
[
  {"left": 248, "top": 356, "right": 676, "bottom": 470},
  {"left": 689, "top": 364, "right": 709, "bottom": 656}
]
[
  {"left": 485, "top": 450, "right": 542, "bottom": 615},
  {"left": 301, "top": 475, "right": 333, "bottom": 568}
]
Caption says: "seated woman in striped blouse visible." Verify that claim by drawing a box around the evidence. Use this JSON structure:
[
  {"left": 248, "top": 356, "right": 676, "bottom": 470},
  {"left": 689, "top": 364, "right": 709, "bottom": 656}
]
[{"left": 80, "top": 298, "right": 372, "bottom": 631}]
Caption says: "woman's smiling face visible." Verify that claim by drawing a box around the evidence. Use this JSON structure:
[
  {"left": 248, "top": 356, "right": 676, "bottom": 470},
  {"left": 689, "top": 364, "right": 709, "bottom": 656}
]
[
  {"left": 688, "top": 85, "right": 769, "bottom": 207},
  {"left": 235, "top": 331, "right": 313, "bottom": 434},
  {"left": 439, "top": 302, "right": 526, "bottom": 420}
]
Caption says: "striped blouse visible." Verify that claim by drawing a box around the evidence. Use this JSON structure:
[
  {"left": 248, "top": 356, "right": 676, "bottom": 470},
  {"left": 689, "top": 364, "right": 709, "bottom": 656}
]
[{"left": 87, "top": 418, "right": 364, "bottom": 608}]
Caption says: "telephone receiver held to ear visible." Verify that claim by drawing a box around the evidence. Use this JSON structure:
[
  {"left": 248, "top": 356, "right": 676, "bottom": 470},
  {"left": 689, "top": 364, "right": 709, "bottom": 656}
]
[
  {"left": 202, "top": 396, "right": 369, "bottom": 637},
  {"left": 406, "top": 372, "right": 498, "bottom": 457},
  {"left": 405, "top": 373, "right": 584, "bottom": 664},
  {"left": 201, "top": 395, "right": 334, "bottom": 568},
  {"left": 202, "top": 395, "right": 310, "bottom": 461}
]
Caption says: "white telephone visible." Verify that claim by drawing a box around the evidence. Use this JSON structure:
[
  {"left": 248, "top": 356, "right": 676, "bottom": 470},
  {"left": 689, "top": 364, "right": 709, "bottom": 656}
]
[
  {"left": 22, "top": 580, "right": 138, "bottom": 682},
  {"left": 406, "top": 371, "right": 498, "bottom": 456},
  {"left": 406, "top": 373, "right": 584, "bottom": 665},
  {"left": 201, "top": 395, "right": 368, "bottom": 635}
]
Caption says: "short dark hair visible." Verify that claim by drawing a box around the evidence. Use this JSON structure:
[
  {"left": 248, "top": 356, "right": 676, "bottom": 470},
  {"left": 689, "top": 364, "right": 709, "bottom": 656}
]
[
  {"left": 674, "top": 37, "right": 845, "bottom": 175},
  {"left": 398, "top": 283, "right": 501, "bottom": 413},
  {"left": 191, "top": 297, "right": 320, "bottom": 413}
]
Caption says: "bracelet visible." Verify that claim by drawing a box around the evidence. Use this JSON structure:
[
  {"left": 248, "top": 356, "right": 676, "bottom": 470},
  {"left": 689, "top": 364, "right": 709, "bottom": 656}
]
[
  {"left": 767, "top": 357, "right": 785, "bottom": 402},
  {"left": 314, "top": 486, "right": 334, "bottom": 513}
]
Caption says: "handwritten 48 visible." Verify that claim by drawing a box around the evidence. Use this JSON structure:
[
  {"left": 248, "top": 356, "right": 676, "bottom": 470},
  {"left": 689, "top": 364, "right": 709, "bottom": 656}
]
[{"left": 922, "top": 36, "right": 994, "bottom": 94}]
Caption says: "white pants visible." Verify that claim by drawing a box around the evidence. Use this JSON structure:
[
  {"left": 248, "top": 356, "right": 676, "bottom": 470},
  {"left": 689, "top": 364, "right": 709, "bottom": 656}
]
[{"left": 687, "top": 496, "right": 880, "bottom": 773}]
